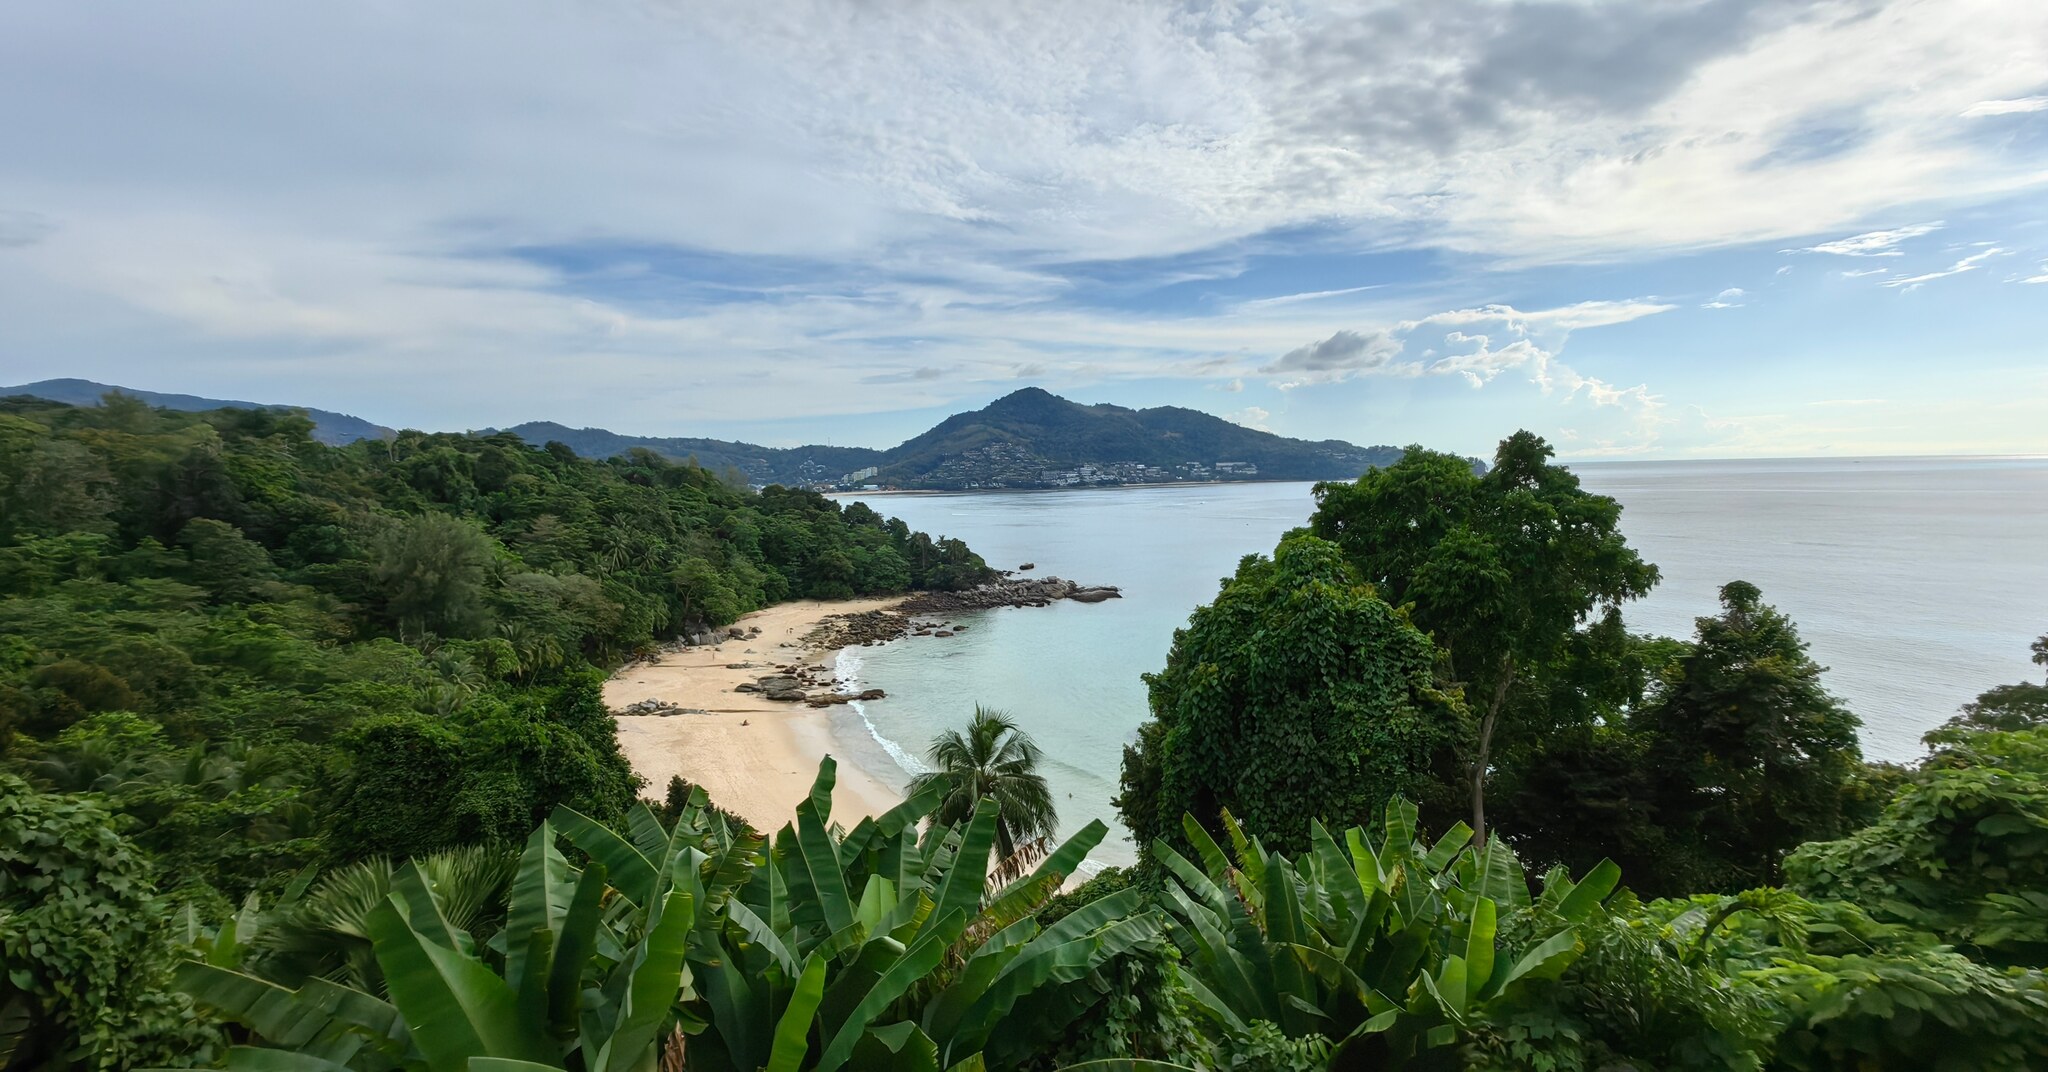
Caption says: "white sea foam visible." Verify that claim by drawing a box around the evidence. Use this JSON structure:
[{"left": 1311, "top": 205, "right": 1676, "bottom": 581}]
[{"left": 833, "top": 649, "right": 931, "bottom": 776}]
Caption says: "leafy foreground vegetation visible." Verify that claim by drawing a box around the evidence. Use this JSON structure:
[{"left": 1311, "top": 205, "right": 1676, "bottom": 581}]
[{"left": 5, "top": 408, "right": 2048, "bottom": 1070}]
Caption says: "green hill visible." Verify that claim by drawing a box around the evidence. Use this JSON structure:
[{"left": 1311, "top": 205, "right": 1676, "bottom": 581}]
[
  {"left": 4, "top": 379, "right": 1409, "bottom": 489},
  {"left": 0, "top": 378, "right": 394, "bottom": 446},
  {"left": 870, "top": 387, "right": 1403, "bottom": 488}
]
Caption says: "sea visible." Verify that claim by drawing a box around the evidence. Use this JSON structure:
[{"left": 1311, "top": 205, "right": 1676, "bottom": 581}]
[{"left": 831, "top": 456, "right": 2048, "bottom": 867}]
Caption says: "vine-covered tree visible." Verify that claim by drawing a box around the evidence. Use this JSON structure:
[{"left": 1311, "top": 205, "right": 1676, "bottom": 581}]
[
  {"left": 0, "top": 775, "right": 221, "bottom": 1069},
  {"left": 1116, "top": 534, "right": 1466, "bottom": 859},
  {"left": 1788, "top": 722, "right": 2048, "bottom": 968},
  {"left": 1309, "top": 431, "right": 1658, "bottom": 842}
]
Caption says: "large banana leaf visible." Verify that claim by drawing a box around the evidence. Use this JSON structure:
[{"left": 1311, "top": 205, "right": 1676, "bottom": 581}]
[
  {"left": 506, "top": 822, "right": 571, "bottom": 995},
  {"left": 982, "top": 819, "right": 1108, "bottom": 925},
  {"left": 919, "top": 799, "right": 1000, "bottom": 944},
  {"left": 592, "top": 889, "right": 697, "bottom": 1072},
  {"left": 764, "top": 953, "right": 829, "bottom": 1072},
  {"left": 551, "top": 805, "right": 660, "bottom": 908},
  {"left": 792, "top": 795, "right": 856, "bottom": 936},
  {"left": 814, "top": 909, "right": 966, "bottom": 1072},
  {"left": 366, "top": 897, "right": 553, "bottom": 1072}
]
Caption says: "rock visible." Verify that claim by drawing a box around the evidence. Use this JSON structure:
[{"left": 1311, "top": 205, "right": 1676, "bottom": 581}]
[
  {"left": 900, "top": 576, "right": 1093, "bottom": 614},
  {"left": 727, "top": 626, "right": 747, "bottom": 639},
  {"left": 803, "top": 608, "right": 914, "bottom": 649},
  {"left": 616, "top": 698, "right": 689, "bottom": 717},
  {"left": 766, "top": 688, "right": 807, "bottom": 702},
  {"left": 1068, "top": 586, "right": 1122, "bottom": 603},
  {"left": 952, "top": 625, "right": 968, "bottom": 632},
  {"left": 1018, "top": 562, "right": 1035, "bottom": 570},
  {"left": 725, "top": 662, "right": 756, "bottom": 669},
  {"left": 858, "top": 688, "right": 886, "bottom": 700},
  {"left": 734, "top": 682, "right": 761, "bottom": 693},
  {"left": 934, "top": 630, "right": 953, "bottom": 638},
  {"left": 756, "top": 675, "right": 800, "bottom": 692}
]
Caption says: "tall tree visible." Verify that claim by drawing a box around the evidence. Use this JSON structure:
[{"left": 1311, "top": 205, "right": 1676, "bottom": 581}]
[
  {"left": 371, "top": 512, "right": 494, "bottom": 639},
  {"left": 910, "top": 706, "right": 1058, "bottom": 878},
  {"left": 1116, "top": 534, "right": 1466, "bottom": 859},
  {"left": 1309, "top": 431, "right": 1658, "bottom": 842},
  {"left": 1642, "top": 580, "right": 1863, "bottom": 889}
]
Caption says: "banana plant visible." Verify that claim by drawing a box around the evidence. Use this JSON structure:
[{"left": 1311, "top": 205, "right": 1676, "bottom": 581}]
[
  {"left": 1156, "top": 800, "right": 1621, "bottom": 1068},
  {"left": 604, "top": 757, "right": 1161, "bottom": 1072},
  {"left": 176, "top": 758, "right": 1156, "bottom": 1072},
  {"left": 174, "top": 815, "right": 707, "bottom": 1072}
]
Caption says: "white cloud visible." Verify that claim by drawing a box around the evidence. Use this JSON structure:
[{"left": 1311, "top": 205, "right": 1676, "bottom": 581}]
[
  {"left": 1877, "top": 247, "right": 2006, "bottom": 289},
  {"left": 1, "top": 0, "right": 2045, "bottom": 438},
  {"left": 1702, "top": 286, "right": 1747, "bottom": 308},
  {"left": 1237, "top": 284, "right": 1387, "bottom": 310},
  {"left": 1962, "top": 96, "right": 2048, "bottom": 117},
  {"left": 1227, "top": 406, "right": 1272, "bottom": 431},
  {"left": 1840, "top": 267, "right": 1889, "bottom": 277},
  {"left": 1785, "top": 222, "right": 1943, "bottom": 257},
  {"left": 1260, "top": 297, "right": 1671, "bottom": 446}
]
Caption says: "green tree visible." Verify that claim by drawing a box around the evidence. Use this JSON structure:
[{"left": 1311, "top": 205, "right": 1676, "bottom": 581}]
[
  {"left": 909, "top": 706, "right": 1059, "bottom": 878},
  {"left": 371, "top": 512, "right": 494, "bottom": 639},
  {"left": 176, "top": 517, "right": 277, "bottom": 604},
  {"left": 1117, "top": 534, "right": 1466, "bottom": 859},
  {"left": 1309, "top": 432, "right": 1658, "bottom": 842},
  {"left": 1939, "top": 631, "right": 2048, "bottom": 734},
  {"left": 671, "top": 555, "right": 744, "bottom": 627},
  {"left": 0, "top": 775, "right": 220, "bottom": 1069},
  {"left": 1642, "top": 581, "right": 1863, "bottom": 890}
]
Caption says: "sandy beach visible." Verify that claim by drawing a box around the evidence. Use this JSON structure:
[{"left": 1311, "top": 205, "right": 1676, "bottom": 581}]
[{"left": 605, "top": 597, "right": 909, "bottom": 831}]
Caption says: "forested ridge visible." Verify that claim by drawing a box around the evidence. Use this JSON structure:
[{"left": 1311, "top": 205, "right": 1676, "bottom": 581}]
[
  {"left": 0, "top": 393, "right": 989, "bottom": 916},
  {"left": 4, "top": 405, "right": 2046, "bottom": 1071}
]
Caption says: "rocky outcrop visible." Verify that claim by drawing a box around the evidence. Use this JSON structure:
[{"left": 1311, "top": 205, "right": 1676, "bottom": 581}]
[
  {"left": 615, "top": 698, "right": 709, "bottom": 717},
  {"left": 803, "top": 609, "right": 914, "bottom": 650},
  {"left": 898, "top": 576, "right": 1120, "bottom": 614}
]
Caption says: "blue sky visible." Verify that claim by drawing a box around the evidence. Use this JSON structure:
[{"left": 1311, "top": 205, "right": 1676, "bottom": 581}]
[{"left": 2, "top": 0, "right": 2045, "bottom": 459}]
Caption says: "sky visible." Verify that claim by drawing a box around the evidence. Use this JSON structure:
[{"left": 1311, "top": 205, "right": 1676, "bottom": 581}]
[{"left": 2, "top": 1, "right": 2046, "bottom": 460}]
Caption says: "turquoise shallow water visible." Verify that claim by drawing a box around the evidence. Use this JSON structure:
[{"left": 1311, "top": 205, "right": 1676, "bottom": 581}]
[{"left": 832, "top": 457, "right": 2048, "bottom": 868}]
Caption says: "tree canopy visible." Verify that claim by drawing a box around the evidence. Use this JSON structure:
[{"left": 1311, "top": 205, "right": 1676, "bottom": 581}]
[
  {"left": 1308, "top": 431, "right": 1658, "bottom": 841},
  {"left": 1116, "top": 533, "right": 1466, "bottom": 859}
]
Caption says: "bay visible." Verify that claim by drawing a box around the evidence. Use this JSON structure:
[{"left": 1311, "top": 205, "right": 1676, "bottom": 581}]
[{"left": 834, "top": 456, "right": 2048, "bottom": 867}]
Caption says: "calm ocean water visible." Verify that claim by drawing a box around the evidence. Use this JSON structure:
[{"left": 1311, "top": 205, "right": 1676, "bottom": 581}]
[{"left": 836, "top": 457, "right": 2048, "bottom": 866}]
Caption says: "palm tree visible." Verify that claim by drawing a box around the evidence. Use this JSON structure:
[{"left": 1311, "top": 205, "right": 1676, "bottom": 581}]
[{"left": 909, "top": 707, "right": 1058, "bottom": 880}]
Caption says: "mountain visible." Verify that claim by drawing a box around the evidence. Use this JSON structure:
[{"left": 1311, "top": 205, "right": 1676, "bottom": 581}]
[
  {"left": 0, "top": 378, "right": 394, "bottom": 446},
  {"left": 505, "top": 388, "right": 1405, "bottom": 489},
  {"left": 6, "top": 379, "right": 1408, "bottom": 490},
  {"left": 492, "top": 421, "right": 886, "bottom": 487},
  {"left": 864, "top": 387, "right": 1403, "bottom": 488}
]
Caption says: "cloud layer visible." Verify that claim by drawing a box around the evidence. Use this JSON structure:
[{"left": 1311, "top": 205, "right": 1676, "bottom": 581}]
[{"left": 1, "top": 0, "right": 2045, "bottom": 455}]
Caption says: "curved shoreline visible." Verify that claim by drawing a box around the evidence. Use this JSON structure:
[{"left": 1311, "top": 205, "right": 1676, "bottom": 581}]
[{"left": 604, "top": 597, "right": 910, "bottom": 830}]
